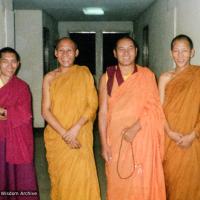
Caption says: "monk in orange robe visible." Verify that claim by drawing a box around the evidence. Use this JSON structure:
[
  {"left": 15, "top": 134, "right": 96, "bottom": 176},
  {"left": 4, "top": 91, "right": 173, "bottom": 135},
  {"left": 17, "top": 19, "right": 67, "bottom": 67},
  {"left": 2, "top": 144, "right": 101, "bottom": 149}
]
[
  {"left": 99, "top": 36, "right": 166, "bottom": 200},
  {"left": 159, "top": 34, "right": 200, "bottom": 200},
  {"left": 42, "top": 37, "right": 101, "bottom": 200}
]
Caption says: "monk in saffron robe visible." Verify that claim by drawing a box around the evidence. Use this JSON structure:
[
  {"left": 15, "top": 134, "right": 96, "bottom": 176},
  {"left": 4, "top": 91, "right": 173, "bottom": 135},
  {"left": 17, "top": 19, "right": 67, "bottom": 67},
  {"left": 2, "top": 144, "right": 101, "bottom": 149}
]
[
  {"left": 0, "top": 47, "right": 39, "bottom": 200},
  {"left": 98, "top": 36, "right": 166, "bottom": 200},
  {"left": 159, "top": 34, "right": 200, "bottom": 200},
  {"left": 42, "top": 37, "right": 101, "bottom": 200}
]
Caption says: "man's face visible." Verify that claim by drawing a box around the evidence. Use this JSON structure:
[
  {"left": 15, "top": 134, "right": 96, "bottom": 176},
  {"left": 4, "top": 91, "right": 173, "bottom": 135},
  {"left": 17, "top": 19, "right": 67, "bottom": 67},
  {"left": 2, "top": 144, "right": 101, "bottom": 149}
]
[
  {"left": 171, "top": 39, "right": 194, "bottom": 69},
  {"left": 55, "top": 39, "right": 79, "bottom": 68},
  {"left": 114, "top": 38, "right": 137, "bottom": 67},
  {"left": 0, "top": 52, "right": 19, "bottom": 79}
]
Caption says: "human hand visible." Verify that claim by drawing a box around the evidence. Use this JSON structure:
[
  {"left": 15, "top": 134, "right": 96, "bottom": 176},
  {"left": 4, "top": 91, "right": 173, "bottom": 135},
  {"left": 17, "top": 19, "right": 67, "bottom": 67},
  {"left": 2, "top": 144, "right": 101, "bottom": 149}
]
[
  {"left": 168, "top": 130, "right": 183, "bottom": 143},
  {"left": 176, "top": 132, "right": 196, "bottom": 148},
  {"left": 0, "top": 107, "right": 7, "bottom": 120},
  {"left": 67, "top": 139, "right": 81, "bottom": 149},
  {"left": 62, "top": 124, "right": 81, "bottom": 149},
  {"left": 101, "top": 144, "right": 112, "bottom": 162},
  {"left": 122, "top": 120, "right": 141, "bottom": 143}
]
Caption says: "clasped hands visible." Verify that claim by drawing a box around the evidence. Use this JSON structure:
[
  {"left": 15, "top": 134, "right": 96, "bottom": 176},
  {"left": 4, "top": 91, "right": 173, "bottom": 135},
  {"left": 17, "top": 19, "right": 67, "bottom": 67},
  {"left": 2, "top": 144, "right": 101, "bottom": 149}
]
[
  {"left": 0, "top": 107, "right": 7, "bottom": 120},
  {"left": 62, "top": 124, "right": 81, "bottom": 149},
  {"left": 169, "top": 130, "right": 196, "bottom": 148}
]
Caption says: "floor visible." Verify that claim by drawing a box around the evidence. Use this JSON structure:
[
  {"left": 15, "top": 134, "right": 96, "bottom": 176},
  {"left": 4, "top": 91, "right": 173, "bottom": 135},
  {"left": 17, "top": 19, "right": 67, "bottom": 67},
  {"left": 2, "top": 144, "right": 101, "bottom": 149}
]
[{"left": 34, "top": 125, "right": 106, "bottom": 200}]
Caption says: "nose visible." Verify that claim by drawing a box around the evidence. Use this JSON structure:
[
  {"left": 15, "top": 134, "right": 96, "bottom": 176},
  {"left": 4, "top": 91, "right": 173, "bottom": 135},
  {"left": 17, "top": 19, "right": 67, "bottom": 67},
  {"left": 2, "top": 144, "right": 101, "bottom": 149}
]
[
  {"left": 6, "top": 61, "right": 14, "bottom": 68},
  {"left": 123, "top": 49, "right": 129, "bottom": 55},
  {"left": 62, "top": 50, "right": 71, "bottom": 56},
  {"left": 6, "top": 61, "right": 17, "bottom": 70},
  {"left": 177, "top": 50, "right": 184, "bottom": 57}
]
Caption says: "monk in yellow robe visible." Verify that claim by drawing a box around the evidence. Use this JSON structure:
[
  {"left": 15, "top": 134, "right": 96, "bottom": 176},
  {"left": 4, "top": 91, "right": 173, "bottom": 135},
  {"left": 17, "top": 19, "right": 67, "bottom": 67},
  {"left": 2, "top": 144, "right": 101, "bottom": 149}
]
[
  {"left": 42, "top": 37, "right": 101, "bottom": 200},
  {"left": 159, "top": 34, "right": 200, "bottom": 200},
  {"left": 99, "top": 36, "right": 166, "bottom": 200}
]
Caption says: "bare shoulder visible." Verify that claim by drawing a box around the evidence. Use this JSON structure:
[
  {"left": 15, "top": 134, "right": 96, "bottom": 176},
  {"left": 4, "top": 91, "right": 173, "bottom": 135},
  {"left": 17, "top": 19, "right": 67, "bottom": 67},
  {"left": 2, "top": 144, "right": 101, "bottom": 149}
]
[
  {"left": 160, "top": 70, "right": 175, "bottom": 79},
  {"left": 100, "top": 73, "right": 107, "bottom": 82},
  {"left": 99, "top": 73, "right": 107, "bottom": 90},
  {"left": 43, "top": 68, "right": 60, "bottom": 84},
  {"left": 99, "top": 73, "right": 107, "bottom": 85}
]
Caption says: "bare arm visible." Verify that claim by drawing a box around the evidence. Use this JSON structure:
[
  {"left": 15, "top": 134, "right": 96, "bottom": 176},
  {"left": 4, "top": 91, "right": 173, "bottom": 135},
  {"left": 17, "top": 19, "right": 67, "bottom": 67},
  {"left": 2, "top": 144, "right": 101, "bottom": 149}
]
[
  {"left": 42, "top": 73, "right": 81, "bottom": 148},
  {"left": 158, "top": 72, "right": 173, "bottom": 105},
  {"left": 41, "top": 73, "right": 66, "bottom": 137},
  {"left": 98, "top": 74, "right": 112, "bottom": 161},
  {"left": 158, "top": 72, "right": 182, "bottom": 141}
]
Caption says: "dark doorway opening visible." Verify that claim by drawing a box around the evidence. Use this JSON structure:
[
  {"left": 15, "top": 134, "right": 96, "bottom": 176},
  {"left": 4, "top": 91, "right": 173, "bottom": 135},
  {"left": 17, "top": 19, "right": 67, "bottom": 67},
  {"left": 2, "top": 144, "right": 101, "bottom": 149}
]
[
  {"left": 43, "top": 27, "right": 50, "bottom": 75},
  {"left": 142, "top": 25, "right": 149, "bottom": 67},
  {"left": 69, "top": 33, "right": 96, "bottom": 75},
  {"left": 103, "top": 32, "right": 129, "bottom": 73}
]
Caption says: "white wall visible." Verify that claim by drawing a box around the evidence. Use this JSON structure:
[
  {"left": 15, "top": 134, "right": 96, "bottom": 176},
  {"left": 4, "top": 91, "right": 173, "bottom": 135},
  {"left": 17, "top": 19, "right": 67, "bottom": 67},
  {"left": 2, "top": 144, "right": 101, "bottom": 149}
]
[
  {"left": 15, "top": 10, "right": 44, "bottom": 127},
  {"left": 134, "top": 0, "right": 200, "bottom": 77},
  {"left": 176, "top": 0, "right": 200, "bottom": 65},
  {"left": 58, "top": 21, "right": 134, "bottom": 81},
  {"left": 0, "top": 0, "right": 14, "bottom": 48}
]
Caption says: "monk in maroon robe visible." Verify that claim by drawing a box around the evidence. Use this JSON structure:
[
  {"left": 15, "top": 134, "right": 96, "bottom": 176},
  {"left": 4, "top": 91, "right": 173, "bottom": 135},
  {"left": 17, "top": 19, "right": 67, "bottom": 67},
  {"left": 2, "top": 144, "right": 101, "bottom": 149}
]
[{"left": 0, "top": 47, "right": 39, "bottom": 200}]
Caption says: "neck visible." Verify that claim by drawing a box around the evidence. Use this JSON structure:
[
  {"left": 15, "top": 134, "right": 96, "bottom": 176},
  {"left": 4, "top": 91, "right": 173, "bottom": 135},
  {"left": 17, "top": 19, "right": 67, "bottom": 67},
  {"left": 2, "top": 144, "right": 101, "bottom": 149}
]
[
  {"left": 118, "top": 64, "right": 136, "bottom": 76},
  {"left": 59, "top": 65, "right": 74, "bottom": 73},
  {"left": 0, "top": 74, "right": 10, "bottom": 85},
  {"left": 175, "top": 64, "right": 190, "bottom": 74}
]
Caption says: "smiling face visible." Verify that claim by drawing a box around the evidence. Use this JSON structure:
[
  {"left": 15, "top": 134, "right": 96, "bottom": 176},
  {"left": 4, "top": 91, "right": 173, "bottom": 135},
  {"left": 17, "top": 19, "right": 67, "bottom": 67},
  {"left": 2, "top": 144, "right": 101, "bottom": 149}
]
[
  {"left": 171, "top": 39, "right": 194, "bottom": 69},
  {"left": 0, "top": 52, "right": 19, "bottom": 80},
  {"left": 55, "top": 38, "right": 79, "bottom": 68},
  {"left": 113, "top": 38, "right": 137, "bottom": 67}
]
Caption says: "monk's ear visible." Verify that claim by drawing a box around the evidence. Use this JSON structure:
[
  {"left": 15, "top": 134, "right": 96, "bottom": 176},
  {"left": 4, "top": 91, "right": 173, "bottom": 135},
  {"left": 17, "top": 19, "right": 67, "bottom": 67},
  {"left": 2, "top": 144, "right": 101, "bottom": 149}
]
[
  {"left": 191, "top": 49, "right": 195, "bottom": 58},
  {"left": 75, "top": 49, "right": 79, "bottom": 57},
  {"left": 170, "top": 50, "right": 173, "bottom": 58},
  {"left": 113, "top": 49, "right": 117, "bottom": 59},
  {"left": 54, "top": 49, "right": 58, "bottom": 58}
]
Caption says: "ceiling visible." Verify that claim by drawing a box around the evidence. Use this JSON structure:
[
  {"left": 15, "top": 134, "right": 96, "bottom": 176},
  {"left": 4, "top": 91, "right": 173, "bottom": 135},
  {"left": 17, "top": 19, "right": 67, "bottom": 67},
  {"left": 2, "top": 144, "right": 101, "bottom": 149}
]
[{"left": 13, "top": 0, "right": 155, "bottom": 21}]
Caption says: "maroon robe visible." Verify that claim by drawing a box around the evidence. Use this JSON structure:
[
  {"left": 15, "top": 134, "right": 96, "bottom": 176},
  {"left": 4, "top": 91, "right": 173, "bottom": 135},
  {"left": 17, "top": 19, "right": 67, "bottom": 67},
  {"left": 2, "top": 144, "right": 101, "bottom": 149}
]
[{"left": 0, "top": 76, "right": 39, "bottom": 200}]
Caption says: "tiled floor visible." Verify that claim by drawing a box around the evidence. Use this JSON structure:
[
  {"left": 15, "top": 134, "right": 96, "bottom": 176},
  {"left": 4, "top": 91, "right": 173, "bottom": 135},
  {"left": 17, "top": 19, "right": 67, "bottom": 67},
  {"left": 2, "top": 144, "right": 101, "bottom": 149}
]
[{"left": 34, "top": 126, "right": 106, "bottom": 200}]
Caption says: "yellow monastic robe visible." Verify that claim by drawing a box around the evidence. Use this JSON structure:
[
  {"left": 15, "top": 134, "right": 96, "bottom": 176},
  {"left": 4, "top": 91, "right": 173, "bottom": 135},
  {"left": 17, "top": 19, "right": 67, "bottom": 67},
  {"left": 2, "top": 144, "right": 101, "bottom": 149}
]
[
  {"left": 163, "top": 65, "right": 200, "bottom": 200},
  {"left": 44, "top": 65, "right": 101, "bottom": 200}
]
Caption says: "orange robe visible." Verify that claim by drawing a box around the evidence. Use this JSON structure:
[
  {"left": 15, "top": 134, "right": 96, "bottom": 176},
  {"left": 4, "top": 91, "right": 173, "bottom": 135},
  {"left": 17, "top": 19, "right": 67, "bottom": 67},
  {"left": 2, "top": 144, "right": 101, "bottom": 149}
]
[
  {"left": 163, "top": 65, "right": 200, "bottom": 200},
  {"left": 106, "top": 66, "right": 166, "bottom": 200},
  {"left": 44, "top": 65, "right": 101, "bottom": 200}
]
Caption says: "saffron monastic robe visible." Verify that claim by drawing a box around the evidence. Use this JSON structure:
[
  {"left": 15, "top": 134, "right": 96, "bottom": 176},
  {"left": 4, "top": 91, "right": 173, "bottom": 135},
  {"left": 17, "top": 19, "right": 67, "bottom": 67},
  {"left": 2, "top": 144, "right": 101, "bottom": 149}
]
[
  {"left": 106, "top": 65, "right": 166, "bottom": 200},
  {"left": 44, "top": 65, "right": 101, "bottom": 200},
  {"left": 163, "top": 65, "right": 200, "bottom": 200},
  {"left": 0, "top": 76, "right": 39, "bottom": 200}
]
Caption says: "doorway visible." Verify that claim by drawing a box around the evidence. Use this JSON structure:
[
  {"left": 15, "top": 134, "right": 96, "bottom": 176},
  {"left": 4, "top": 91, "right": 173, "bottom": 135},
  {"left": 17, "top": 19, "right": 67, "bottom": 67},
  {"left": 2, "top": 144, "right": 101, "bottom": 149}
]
[
  {"left": 69, "top": 32, "right": 96, "bottom": 75},
  {"left": 142, "top": 25, "right": 149, "bottom": 67},
  {"left": 43, "top": 27, "right": 50, "bottom": 75}
]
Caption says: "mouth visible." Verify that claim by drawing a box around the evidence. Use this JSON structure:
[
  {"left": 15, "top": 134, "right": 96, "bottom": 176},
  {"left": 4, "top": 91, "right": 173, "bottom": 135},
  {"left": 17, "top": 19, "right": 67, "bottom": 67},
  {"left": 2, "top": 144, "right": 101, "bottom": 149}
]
[{"left": 176, "top": 59, "right": 185, "bottom": 63}]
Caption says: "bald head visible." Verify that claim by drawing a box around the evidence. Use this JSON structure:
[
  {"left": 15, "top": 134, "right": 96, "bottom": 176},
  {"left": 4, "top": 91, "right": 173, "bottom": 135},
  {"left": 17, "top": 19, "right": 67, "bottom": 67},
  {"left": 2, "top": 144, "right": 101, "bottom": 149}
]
[{"left": 55, "top": 37, "right": 77, "bottom": 50}]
